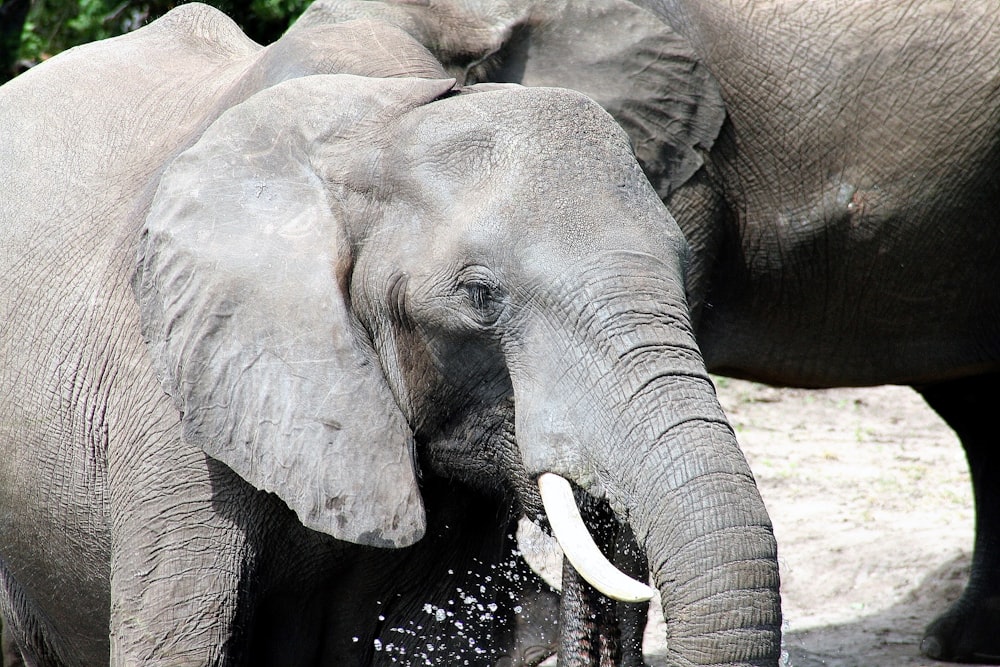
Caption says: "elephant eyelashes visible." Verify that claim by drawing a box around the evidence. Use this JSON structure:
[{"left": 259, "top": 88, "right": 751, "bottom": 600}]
[
  {"left": 465, "top": 281, "right": 493, "bottom": 310},
  {"left": 457, "top": 269, "right": 507, "bottom": 326}
]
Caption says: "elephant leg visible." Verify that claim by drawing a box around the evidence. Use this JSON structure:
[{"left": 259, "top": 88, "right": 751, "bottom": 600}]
[
  {"left": 0, "top": 562, "right": 65, "bottom": 667},
  {"left": 918, "top": 373, "right": 1000, "bottom": 663},
  {"left": 108, "top": 441, "right": 257, "bottom": 667},
  {"left": 0, "top": 612, "right": 25, "bottom": 667}
]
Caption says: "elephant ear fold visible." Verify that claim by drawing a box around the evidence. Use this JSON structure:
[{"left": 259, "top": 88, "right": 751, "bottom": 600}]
[
  {"left": 597, "top": 8, "right": 725, "bottom": 199},
  {"left": 135, "top": 74, "right": 455, "bottom": 548},
  {"left": 482, "top": 0, "right": 724, "bottom": 199}
]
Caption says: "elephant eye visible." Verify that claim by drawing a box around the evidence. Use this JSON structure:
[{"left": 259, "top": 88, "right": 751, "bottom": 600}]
[
  {"left": 457, "top": 268, "right": 506, "bottom": 326},
  {"left": 465, "top": 281, "right": 493, "bottom": 310}
]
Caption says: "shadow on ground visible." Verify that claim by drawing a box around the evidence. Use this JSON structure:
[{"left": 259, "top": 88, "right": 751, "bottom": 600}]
[
  {"left": 643, "top": 552, "right": 978, "bottom": 667},
  {"left": 779, "top": 553, "right": 973, "bottom": 667}
]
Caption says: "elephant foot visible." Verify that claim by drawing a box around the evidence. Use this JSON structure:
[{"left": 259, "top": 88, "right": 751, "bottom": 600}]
[{"left": 922, "top": 597, "right": 1000, "bottom": 663}]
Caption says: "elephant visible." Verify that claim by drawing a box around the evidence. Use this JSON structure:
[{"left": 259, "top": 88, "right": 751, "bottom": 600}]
[
  {"left": 299, "top": 0, "right": 1000, "bottom": 662},
  {"left": 1, "top": 618, "right": 23, "bottom": 667},
  {"left": 0, "top": 4, "right": 782, "bottom": 666}
]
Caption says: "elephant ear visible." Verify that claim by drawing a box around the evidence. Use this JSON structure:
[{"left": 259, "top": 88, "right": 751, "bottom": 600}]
[
  {"left": 135, "top": 73, "right": 456, "bottom": 548},
  {"left": 472, "top": 0, "right": 725, "bottom": 200}
]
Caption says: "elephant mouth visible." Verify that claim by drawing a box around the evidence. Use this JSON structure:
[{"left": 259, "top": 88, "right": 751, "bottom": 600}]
[
  {"left": 415, "top": 400, "right": 652, "bottom": 602},
  {"left": 537, "top": 473, "right": 654, "bottom": 602}
]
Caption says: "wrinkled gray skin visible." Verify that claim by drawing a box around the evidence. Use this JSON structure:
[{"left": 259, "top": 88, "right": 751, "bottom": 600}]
[
  {"left": 0, "top": 4, "right": 780, "bottom": 667},
  {"left": 302, "top": 0, "right": 1000, "bottom": 663}
]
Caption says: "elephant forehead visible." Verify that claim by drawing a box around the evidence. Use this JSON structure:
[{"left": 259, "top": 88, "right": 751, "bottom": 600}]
[
  {"left": 378, "top": 87, "right": 681, "bottom": 254},
  {"left": 391, "top": 86, "right": 638, "bottom": 185},
  {"left": 379, "top": 161, "right": 682, "bottom": 274},
  {"left": 375, "top": 85, "right": 684, "bottom": 261}
]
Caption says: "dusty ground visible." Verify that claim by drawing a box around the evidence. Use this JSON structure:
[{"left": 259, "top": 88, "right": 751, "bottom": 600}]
[
  {"left": 712, "top": 379, "right": 977, "bottom": 667},
  {"left": 528, "top": 378, "right": 983, "bottom": 666}
]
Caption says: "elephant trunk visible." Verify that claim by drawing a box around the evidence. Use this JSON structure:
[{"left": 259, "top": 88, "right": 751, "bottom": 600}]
[
  {"left": 513, "top": 261, "right": 781, "bottom": 665},
  {"left": 619, "top": 383, "right": 781, "bottom": 665}
]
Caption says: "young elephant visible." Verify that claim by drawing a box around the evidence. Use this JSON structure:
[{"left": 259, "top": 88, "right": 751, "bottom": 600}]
[
  {"left": 0, "top": 4, "right": 779, "bottom": 666},
  {"left": 307, "top": 0, "right": 1000, "bottom": 662}
]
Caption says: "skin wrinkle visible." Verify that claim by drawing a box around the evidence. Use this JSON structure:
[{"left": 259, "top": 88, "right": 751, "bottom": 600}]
[
  {"left": 553, "top": 261, "right": 685, "bottom": 336},
  {"left": 626, "top": 368, "right": 711, "bottom": 405},
  {"left": 712, "top": 5, "right": 992, "bottom": 240},
  {"left": 612, "top": 424, "right": 735, "bottom": 532},
  {"left": 616, "top": 340, "right": 700, "bottom": 364},
  {"left": 529, "top": 275, "right": 673, "bottom": 409},
  {"left": 646, "top": 509, "right": 771, "bottom": 581},
  {"left": 667, "top": 474, "right": 764, "bottom": 536},
  {"left": 633, "top": 432, "right": 747, "bottom": 517},
  {"left": 19, "top": 263, "right": 132, "bottom": 628},
  {"left": 670, "top": 559, "right": 780, "bottom": 605},
  {"left": 420, "top": 401, "right": 530, "bottom": 505},
  {"left": 646, "top": 554, "right": 774, "bottom": 633},
  {"left": 518, "top": 266, "right": 714, "bottom": 489},
  {"left": 611, "top": 372, "right": 743, "bottom": 490},
  {"left": 617, "top": 375, "right": 716, "bottom": 442}
]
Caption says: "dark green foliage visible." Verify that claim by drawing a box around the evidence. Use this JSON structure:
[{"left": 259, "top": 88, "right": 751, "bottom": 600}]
[
  {"left": 1, "top": 0, "right": 31, "bottom": 81},
  {"left": 1, "top": 0, "right": 312, "bottom": 83}
]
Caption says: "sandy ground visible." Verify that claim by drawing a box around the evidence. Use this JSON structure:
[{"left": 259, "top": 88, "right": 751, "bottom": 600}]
[
  {"left": 527, "top": 378, "right": 984, "bottom": 666},
  {"left": 712, "top": 379, "right": 977, "bottom": 667}
]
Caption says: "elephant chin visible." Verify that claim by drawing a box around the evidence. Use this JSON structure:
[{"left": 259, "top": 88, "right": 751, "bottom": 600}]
[{"left": 537, "top": 473, "right": 655, "bottom": 602}]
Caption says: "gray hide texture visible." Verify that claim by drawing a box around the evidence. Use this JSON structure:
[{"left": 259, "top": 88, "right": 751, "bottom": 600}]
[{"left": 136, "top": 74, "right": 456, "bottom": 548}]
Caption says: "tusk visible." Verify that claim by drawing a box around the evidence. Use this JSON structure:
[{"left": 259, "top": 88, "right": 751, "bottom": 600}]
[{"left": 537, "top": 472, "right": 656, "bottom": 603}]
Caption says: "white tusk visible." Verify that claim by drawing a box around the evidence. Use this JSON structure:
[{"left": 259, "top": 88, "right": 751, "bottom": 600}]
[{"left": 537, "top": 472, "right": 656, "bottom": 603}]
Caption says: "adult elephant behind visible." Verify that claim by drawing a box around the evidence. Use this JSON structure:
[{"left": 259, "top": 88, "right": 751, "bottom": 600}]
[
  {"left": 304, "top": 0, "right": 1000, "bottom": 662},
  {"left": 0, "top": 4, "right": 780, "bottom": 666}
]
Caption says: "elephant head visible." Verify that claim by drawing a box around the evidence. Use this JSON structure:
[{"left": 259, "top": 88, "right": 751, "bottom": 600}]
[{"left": 134, "top": 69, "right": 778, "bottom": 663}]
